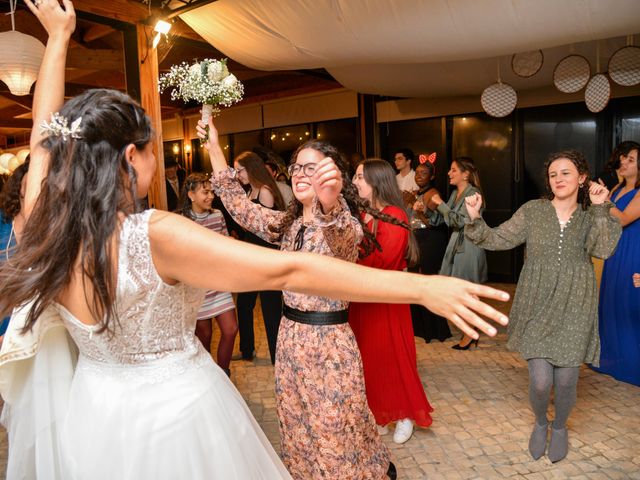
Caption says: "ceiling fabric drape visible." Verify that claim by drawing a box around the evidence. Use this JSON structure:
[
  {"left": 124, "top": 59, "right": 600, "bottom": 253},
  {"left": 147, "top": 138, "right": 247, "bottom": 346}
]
[{"left": 180, "top": 0, "right": 640, "bottom": 97}]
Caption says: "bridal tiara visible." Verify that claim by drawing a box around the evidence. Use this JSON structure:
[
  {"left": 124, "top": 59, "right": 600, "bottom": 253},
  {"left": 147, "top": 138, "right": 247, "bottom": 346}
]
[{"left": 40, "top": 113, "right": 83, "bottom": 141}]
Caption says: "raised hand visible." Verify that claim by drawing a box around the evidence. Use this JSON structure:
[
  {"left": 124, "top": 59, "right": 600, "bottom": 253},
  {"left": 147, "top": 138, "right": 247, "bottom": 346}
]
[
  {"left": 588, "top": 181, "right": 609, "bottom": 205},
  {"left": 412, "top": 197, "right": 425, "bottom": 212},
  {"left": 402, "top": 190, "right": 416, "bottom": 207},
  {"left": 464, "top": 192, "right": 483, "bottom": 220},
  {"left": 421, "top": 275, "right": 509, "bottom": 339},
  {"left": 196, "top": 117, "right": 227, "bottom": 173},
  {"left": 310, "top": 157, "right": 342, "bottom": 212},
  {"left": 430, "top": 192, "right": 443, "bottom": 207},
  {"left": 25, "top": 0, "right": 76, "bottom": 39},
  {"left": 196, "top": 117, "right": 221, "bottom": 149}
]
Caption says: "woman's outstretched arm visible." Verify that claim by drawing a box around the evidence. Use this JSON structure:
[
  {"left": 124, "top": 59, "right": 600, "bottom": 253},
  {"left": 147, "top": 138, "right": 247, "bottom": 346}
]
[
  {"left": 150, "top": 211, "right": 509, "bottom": 340},
  {"left": 23, "top": 0, "right": 76, "bottom": 217}
]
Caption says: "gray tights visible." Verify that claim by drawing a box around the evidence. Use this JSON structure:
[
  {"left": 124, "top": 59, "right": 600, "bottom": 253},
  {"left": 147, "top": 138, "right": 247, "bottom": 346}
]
[{"left": 527, "top": 358, "right": 579, "bottom": 428}]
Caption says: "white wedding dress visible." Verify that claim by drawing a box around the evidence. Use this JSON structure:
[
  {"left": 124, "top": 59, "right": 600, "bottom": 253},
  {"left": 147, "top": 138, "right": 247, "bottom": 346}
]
[{"left": 1, "top": 210, "right": 291, "bottom": 480}]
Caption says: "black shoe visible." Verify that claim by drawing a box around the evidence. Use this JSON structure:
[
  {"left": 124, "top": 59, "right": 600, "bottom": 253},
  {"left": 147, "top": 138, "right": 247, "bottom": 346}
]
[
  {"left": 231, "top": 350, "right": 255, "bottom": 361},
  {"left": 451, "top": 338, "right": 479, "bottom": 350},
  {"left": 386, "top": 461, "right": 397, "bottom": 479}
]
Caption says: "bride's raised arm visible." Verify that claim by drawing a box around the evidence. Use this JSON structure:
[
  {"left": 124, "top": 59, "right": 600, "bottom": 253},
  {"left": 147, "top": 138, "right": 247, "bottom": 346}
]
[{"left": 23, "top": 0, "right": 76, "bottom": 217}]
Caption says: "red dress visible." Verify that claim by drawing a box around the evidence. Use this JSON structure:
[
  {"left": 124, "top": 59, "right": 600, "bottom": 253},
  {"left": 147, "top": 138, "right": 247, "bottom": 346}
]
[{"left": 348, "top": 206, "right": 433, "bottom": 427}]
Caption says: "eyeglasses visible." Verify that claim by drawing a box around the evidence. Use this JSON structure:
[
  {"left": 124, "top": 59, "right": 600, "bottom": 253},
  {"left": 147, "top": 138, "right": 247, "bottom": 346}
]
[
  {"left": 293, "top": 225, "right": 307, "bottom": 251},
  {"left": 235, "top": 166, "right": 246, "bottom": 173},
  {"left": 287, "top": 163, "right": 317, "bottom": 177}
]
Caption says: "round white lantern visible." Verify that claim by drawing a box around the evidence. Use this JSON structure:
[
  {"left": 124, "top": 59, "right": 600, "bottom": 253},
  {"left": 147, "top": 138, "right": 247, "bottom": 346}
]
[
  {"left": 16, "top": 149, "right": 29, "bottom": 164},
  {"left": 0, "top": 152, "right": 14, "bottom": 170},
  {"left": 0, "top": 31, "right": 45, "bottom": 96}
]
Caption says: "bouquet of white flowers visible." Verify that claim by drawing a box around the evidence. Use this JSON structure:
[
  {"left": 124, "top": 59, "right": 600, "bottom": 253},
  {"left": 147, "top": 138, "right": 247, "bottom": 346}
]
[{"left": 159, "top": 58, "right": 244, "bottom": 141}]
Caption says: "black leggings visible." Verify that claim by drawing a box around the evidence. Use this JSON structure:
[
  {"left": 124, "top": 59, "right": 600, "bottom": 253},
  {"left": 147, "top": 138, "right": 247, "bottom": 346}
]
[{"left": 236, "top": 290, "right": 282, "bottom": 364}]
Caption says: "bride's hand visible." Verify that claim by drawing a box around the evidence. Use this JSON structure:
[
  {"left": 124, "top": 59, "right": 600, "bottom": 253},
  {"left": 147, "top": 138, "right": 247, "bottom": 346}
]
[
  {"left": 421, "top": 275, "right": 509, "bottom": 338},
  {"left": 25, "top": 0, "right": 76, "bottom": 39}
]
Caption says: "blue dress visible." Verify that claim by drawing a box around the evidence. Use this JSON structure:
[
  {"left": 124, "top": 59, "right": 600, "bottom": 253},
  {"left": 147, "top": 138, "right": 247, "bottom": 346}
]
[
  {"left": 0, "top": 212, "right": 16, "bottom": 335},
  {"left": 593, "top": 188, "right": 640, "bottom": 385}
]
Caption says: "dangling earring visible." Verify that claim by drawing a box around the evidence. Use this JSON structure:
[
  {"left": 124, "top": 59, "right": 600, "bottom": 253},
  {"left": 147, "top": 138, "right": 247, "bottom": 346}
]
[{"left": 579, "top": 182, "right": 584, "bottom": 188}]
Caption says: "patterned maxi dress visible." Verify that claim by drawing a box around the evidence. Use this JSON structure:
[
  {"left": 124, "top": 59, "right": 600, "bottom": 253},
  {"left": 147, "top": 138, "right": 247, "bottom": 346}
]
[
  {"left": 213, "top": 169, "right": 390, "bottom": 480},
  {"left": 465, "top": 200, "right": 621, "bottom": 367}
]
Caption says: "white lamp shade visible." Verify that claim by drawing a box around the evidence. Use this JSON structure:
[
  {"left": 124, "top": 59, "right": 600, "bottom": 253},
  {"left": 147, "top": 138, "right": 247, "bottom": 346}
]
[
  {"left": 16, "top": 149, "right": 30, "bottom": 164},
  {"left": 0, "top": 31, "right": 45, "bottom": 96},
  {"left": 0, "top": 152, "right": 13, "bottom": 169},
  {"left": 7, "top": 155, "right": 19, "bottom": 172}
]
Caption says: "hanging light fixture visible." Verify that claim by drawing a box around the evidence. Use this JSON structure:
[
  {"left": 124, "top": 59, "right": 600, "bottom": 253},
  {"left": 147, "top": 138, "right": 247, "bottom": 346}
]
[{"left": 0, "top": 0, "right": 45, "bottom": 96}]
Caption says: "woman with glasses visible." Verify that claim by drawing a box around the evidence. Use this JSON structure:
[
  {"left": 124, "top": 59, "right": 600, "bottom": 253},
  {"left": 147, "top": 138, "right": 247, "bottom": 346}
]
[
  {"left": 203, "top": 127, "right": 398, "bottom": 478},
  {"left": 232, "top": 152, "right": 285, "bottom": 365}
]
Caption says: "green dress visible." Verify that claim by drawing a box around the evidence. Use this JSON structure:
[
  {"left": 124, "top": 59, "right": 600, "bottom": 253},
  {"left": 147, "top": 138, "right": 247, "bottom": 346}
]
[
  {"left": 429, "top": 185, "right": 487, "bottom": 282},
  {"left": 465, "top": 199, "right": 622, "bottom": 367}
]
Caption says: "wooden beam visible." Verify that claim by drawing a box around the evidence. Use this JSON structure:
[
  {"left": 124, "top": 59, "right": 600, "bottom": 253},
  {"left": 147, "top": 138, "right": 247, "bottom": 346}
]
[
  {"left": 82, "top": 24, "right": 116, "bottom": 43},
  {"left": 0, "top": 94, "right": 33, "bottom": 111},
  {"left": 72, "top": 0, "right": 150, "bottom": 25},
  {"left": 0, "top": 118, "right": 32, "bottom": 129},
  {"left": 137, "top": 24, "right": 167, "bottom": 211},
  {"left": 167, "top": 0, "right": 220, "bottom": 19},
  {"left": 66, "top": 48, "right": 124, "bottom": 71}
]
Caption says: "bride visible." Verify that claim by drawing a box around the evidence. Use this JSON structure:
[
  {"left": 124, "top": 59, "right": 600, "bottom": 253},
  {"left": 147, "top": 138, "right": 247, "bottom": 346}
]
[{"left": 0, "top": 1, "right": 509, "bottom": 479}]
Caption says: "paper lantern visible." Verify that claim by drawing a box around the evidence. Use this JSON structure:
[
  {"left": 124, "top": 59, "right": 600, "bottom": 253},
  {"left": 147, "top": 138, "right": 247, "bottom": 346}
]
[
  {"left": 0, "top": 30, "right": 45, "bottom": 96},
  {"left": 554, "top": 55, "right": 590, "bottom": 93},
  {"left": 481, "top": 82, "right": 517, "bottom": 118},
  {"left": 16, "top": 149, "right": 29, "bottom": 164},
  {"left": 0, "top": 153, "right": 13, "bottom": 170},
  {"left": 7, "top": 155, "right": 19, "bottom": 172},
  {"left": 585, "top": 74, "right": 611, "bottom": 113}
]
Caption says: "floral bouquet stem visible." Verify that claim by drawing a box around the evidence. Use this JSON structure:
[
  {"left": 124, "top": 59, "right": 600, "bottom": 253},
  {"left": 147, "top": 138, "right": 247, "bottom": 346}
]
[{"left": 200, "top": 104, "right": 214, "bottom": 145}]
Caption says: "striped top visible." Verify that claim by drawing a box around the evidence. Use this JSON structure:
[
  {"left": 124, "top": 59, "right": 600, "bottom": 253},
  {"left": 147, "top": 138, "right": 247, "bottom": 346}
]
[
  {"left": 190, "top": 209, "right": 235, "bottom": 319},
  {"left": 192, "top": 209, "right": 229, "bottom": 236}
]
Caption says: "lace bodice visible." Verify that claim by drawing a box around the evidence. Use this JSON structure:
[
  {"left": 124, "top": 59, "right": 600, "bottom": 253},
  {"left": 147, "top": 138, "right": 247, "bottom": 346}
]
[{"left": 57, "top": 210, "right": 205, "bottom": 366}]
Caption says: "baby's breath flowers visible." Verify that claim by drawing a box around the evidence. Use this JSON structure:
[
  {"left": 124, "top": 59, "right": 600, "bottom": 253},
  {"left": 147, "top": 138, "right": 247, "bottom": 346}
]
[{"left": 159, "top": 59, "right": 244, "bottom": 141}]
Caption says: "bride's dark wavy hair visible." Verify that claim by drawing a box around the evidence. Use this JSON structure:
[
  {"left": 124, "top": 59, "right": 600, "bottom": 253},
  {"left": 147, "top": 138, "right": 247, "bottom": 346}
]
[
  {"left": 268, "top": 139, "right": 390, "bottom": 257},
  {"left": 0, "top": 89, "right": 152, "bottom": 333}
]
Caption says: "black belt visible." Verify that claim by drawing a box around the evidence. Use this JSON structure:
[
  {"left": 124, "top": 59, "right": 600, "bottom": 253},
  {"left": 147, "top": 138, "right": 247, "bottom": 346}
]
[{"left": 283, "top": 305, "right": 349, "bottom": 326}]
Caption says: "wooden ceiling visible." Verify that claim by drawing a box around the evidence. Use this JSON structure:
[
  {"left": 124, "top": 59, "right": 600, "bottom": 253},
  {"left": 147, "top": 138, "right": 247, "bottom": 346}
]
[{"left": 0, "top": 0, "right": 340, "bottom": 148}]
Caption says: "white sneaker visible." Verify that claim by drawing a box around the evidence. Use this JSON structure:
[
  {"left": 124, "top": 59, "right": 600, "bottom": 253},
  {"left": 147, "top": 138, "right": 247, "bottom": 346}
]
[
  {"left": 377, "top": 424, "right": 389, "bottom": 435},
  {"left": 393, "top": 419, "right": 413, "bottom": 444}
]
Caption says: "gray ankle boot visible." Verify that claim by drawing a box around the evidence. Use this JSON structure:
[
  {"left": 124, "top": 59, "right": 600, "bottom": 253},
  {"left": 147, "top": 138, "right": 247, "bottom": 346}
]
[
  {"left": 548, "top": 426, "right": 568, "bottom": 462},
  {"left": 528, "top": 422, "right": 549, "bottom": 460}
]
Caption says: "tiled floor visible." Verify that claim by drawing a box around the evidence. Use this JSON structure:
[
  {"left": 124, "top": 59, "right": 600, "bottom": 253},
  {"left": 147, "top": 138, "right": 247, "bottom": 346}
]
[{"left": 1, "top": 283, "right": 639, "bottom": 479}]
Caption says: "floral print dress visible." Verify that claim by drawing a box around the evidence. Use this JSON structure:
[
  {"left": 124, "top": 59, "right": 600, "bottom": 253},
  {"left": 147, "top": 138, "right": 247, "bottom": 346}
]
[{"left": 213, "top": 169, "right": 390, "bottom": 480}]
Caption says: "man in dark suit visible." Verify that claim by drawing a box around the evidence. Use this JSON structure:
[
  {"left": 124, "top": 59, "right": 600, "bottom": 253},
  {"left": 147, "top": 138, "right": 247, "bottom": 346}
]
[{"left": 165, "top": 158, "right": 183, "bottom": 212}]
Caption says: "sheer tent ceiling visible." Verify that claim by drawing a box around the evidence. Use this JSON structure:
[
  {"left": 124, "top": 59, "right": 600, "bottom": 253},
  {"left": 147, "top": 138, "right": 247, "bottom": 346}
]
[{"left": 180, "top": 0, "right": 640, "bottom": 97}]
